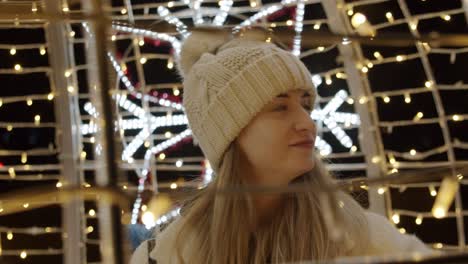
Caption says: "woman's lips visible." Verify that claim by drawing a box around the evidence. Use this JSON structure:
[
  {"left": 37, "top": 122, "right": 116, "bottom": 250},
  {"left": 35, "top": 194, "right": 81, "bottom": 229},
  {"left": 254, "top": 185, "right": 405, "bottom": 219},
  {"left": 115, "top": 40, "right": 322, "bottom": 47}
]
[{"left": 290, "top": 143, "right": 314, "bottom": 148}]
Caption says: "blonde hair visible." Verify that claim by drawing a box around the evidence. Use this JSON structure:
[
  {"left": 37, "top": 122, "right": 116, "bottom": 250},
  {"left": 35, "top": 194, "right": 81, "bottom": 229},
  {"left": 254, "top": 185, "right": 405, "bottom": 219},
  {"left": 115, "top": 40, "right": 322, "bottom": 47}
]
[{"left": 172, "top": 141, "right": 371, "bottom": 263}]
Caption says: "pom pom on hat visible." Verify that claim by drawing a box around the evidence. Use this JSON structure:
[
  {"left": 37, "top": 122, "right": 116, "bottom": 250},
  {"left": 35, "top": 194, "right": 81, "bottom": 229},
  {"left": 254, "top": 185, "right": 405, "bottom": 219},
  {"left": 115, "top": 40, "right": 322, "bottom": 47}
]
[{"left": 176, "top": 29, "right": 232, "bottom": 79}]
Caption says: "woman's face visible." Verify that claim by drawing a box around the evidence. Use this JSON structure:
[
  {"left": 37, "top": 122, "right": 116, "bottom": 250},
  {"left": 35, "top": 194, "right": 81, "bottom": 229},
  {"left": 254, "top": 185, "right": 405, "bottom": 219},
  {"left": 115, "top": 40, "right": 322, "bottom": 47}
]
[{"left": 236, "top": 88, "right": 317, "bottom": 186}]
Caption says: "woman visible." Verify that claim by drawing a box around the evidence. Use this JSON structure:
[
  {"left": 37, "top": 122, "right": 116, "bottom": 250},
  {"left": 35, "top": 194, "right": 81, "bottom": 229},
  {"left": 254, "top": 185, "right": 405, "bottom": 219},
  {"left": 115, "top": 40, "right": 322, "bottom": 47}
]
[{"left": 130, "top": 28, "right": 434, "bottom": 263}]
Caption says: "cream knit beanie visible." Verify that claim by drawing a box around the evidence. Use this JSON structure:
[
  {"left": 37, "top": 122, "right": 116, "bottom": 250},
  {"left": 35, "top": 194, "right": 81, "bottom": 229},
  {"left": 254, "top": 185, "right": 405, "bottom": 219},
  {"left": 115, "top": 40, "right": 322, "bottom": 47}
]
[{"left": 176, "top": 28, "right": 316, "bottom": 175}]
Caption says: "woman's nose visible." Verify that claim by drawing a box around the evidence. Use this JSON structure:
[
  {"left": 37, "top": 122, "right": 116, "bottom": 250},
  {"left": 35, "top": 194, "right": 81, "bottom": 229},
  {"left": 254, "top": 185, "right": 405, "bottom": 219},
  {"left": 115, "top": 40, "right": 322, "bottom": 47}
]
[{"left": 293, "top": 108, "right": 316, "bottom": 134}]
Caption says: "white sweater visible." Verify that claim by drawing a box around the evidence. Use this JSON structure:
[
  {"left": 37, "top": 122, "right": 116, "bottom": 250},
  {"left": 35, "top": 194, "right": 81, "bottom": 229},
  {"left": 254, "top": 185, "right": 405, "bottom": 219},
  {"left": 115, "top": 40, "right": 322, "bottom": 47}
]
[{"left": 130, "top": 211, "right": 436, "bottom": 263}]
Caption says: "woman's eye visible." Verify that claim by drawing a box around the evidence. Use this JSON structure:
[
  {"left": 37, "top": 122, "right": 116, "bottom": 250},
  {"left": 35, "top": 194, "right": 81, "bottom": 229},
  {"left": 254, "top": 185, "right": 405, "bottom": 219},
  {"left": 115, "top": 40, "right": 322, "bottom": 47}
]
[{"left": 275, "top": 105, "right": 287, "bottom": 111}]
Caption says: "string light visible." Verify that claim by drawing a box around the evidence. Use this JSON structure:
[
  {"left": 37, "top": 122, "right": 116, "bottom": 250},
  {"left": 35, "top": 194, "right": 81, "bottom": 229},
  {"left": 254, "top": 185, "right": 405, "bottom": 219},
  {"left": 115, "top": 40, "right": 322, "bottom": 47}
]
[
  {"left": 286, "top": 20, "right": 293, "bottom": 26},
  {"left": 432, "top": 177, "right": 459, "bottom": 219},
  {"left": 121, "top": 8, "right": 127, "bottom": 15},
  {"left": 39, "top": 46, "right": 46, "bottom": 55},
  {"left": 7, "top": 231, "right": 13, "bottom": 240},
  {"left": 413, "top": 112, "right": 424, "bottom": 121},
  {"left": 325, "top": 75, "right": 332, "bottom": 85},
  {"left": 409, "top": 19, "right": 418, "bottom": 31},
  {"left": 350, "top": 13, "right": 375, "bottom": 36},
  {"left": 8, "top": 167, "right": 16, "bottom": 179},
  {"left": 47, "top": 93, "right": 54, "bottom": 100},
  {"left": 373, "top": 51, "right": 383, "bottom": 61},
  {"left": 88, "top": 209, "right": 96, "bottom": 217},
  {"left": 429, "top": 185, "right": 437, "bottom": 197},
  {"left": 62, "top": 1, "right": 69, "bottom": 12},
  {"left": 409, "top": 149, "right": 417, "bottom": 156},
  {"left": 404, "top": 93, "right": 411, "bottom": 103},
  {"left": 140, "top": 57, "right": 147, "bottom": 64},
  {"left": 170, "top": 183, "right": 178, "bottom": 189},
  {"left": 167, "top": 57, "right": 174, "bottom": 69},
  {"left": 377, "top": 187, "right": 385, "bottom": 195},
  {"left": 425, "top": 80, "right": 433, "bottom": 88},
  {"left": 175, "top": 159, "right": 183, "bottom": 167},
  {"left": 20, "top": 250, "right": 27, "bottom": 259},
  {"left": 168, "top": 1, "right": 174, "bottom": 7},
  {"left": 23, "top": 203, "right": 29, "bottom": 208},
  {"left": 21, "top": 152, "right": 27, "bottom": 164},
  {"left": 14, "top": 64, "right": 22, "bottom": 72},
  {"left": 27, "top": 98, "right": 33, "bottom": 106},
  {"left": 451, "top": 115, "right": 462, "bottom": 121},
  {"left": 396, "top": 55, "right": 406, "bottom": 62},
  {"left": 158, "top": 153, "right": 166, "bottom": 160},
  {"left": 34, "top": 115, "right": 41, "bottom": 125},
  {"left": 392, "top": 213, "right": 400, "bottom": 224},
  {"left": 56, "top": 181, "right": 63, "bottom": 188},
  {"left": 313, "top": 23, "right": 321, "bottom": 30},
  {"left": 32, "top": 2, "right": 38, "bottom": 12},
  {"left": 441, "top": 14, "right": 451, "bottom": 21},
  {"left": 69, "top": 31, "right": 75, "bottom": 38},
  {"left": 383, "top": 96, "right": 390, "bottom": 103},
  {"left": 385, "top": 12, "right": 394, "bottom": 23},
  {"left": 10, "top": 47, "right": 16, "bottom": 55},
  {"left": 415, "top": 214, "right": 423, "bottom": 225},
  {"left": 64, "top": 70, "right": 72, "bottom": 77},
  {"left": 67, "top": 85, "right": 75, "bottom": 94}
]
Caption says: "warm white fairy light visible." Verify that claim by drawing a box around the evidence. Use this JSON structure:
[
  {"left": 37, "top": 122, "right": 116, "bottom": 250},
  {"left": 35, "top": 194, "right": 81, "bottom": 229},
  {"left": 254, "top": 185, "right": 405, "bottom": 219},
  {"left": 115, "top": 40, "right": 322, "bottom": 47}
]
[
  {"left": 10, "top": 47, "right": 16, "bottom": 55},
  {"left": 425, "top": 80, "right": 433, "bottom": 88},
  {"left": 14, "top": 64, "right": 22, "bottom": 72},
  {"left": 351, "top": 13, "right": 375, "bottom": 36},
  {"left": 47, "top": 93, "right": 54, "bottom": 100},
  {"left": 404, "top": 93, "right": 411, "bottom": 103},
  {"left": 432, "top": 177, "right": 459, "bottom": 219},
  {"left": 415, "top": 215, "right": 423, "bottom": 225},
  {"left": 7, "top": 231, "right": 13, "bottom": 240},
  {"left": 396, "top": 55, "right": 406, "bottom": 62},
  {"left": 167, "top": 57, "right": 174, "bottom": 69},
  {"left": 139, "top": 57, "right": 147, "bottom": 64},
  {"left": 413, "top": 112, "right": 424, "bottom": 121},
  {"left": 392, "top": 213, "right": 400, "bottom": 224},
  {"left": 21, "top": 152, "right": 27, "bottom": 164},
  {"left": 429, "top": 185, "right": 437, "bottom": 197},
  {"left": 377, "top": 187, "right": 385, "bottom": 195},
  {"left": 88, "top": 209, "right": 96, "bottom": 217},
  {"left": 373, "top": 51, "right": 383, "bottom": 61},
  {"left": 121, "top": 8, "right": 127, "bottom": 15},
  {"left": 385, "top": 12, "right": 394, "bottom": 23},
  {"left": 409, "top": 149, "right": 417, "bottom": 156},
  {"left": 383, "top": 96, "right": 390, "bottom": 103},
  {"left": 452, "top": 115, "right": 462, "bottom": 121},
  {"left": 39, "top": 46, "right": 46, "bottom": 55},
  {"left": 32, "top": 2, "right": 38, "bottom": 12},
  {"left": 441, "top": 14, "right": 451, "bottom": 21}
]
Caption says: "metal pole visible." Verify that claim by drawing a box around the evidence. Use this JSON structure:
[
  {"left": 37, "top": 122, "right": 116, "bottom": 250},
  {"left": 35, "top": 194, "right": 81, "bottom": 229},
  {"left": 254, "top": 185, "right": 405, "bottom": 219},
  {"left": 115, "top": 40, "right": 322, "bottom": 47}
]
[
  {"left": 321, "top": 0, "right": 387, "bottom": 215},
  {"left": 81, "top": 0, "right": 128, "bottom": 263},
  {"left": 43, "top": 1, "right": 86, "bottom": 263}
]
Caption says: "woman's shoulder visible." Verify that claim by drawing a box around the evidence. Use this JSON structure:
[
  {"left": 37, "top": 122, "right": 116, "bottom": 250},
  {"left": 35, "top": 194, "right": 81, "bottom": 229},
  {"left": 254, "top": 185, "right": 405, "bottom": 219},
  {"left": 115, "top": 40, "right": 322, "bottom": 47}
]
[
  {"left": 363, "top": 210, "right": 435, "bottom": 256},
  {"left": 129, "top": 238, "right": 157, "bottom": 264},
  {"left": 129, "top": 217, "right": 185, "bottom": 264}
]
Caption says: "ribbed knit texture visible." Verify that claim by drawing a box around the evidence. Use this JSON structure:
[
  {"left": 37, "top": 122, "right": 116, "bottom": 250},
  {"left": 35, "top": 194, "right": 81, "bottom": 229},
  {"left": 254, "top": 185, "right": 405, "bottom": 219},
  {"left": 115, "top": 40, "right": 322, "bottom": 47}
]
[{"left": 179, "top": 37, "right": 316, "bottom": 174}]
